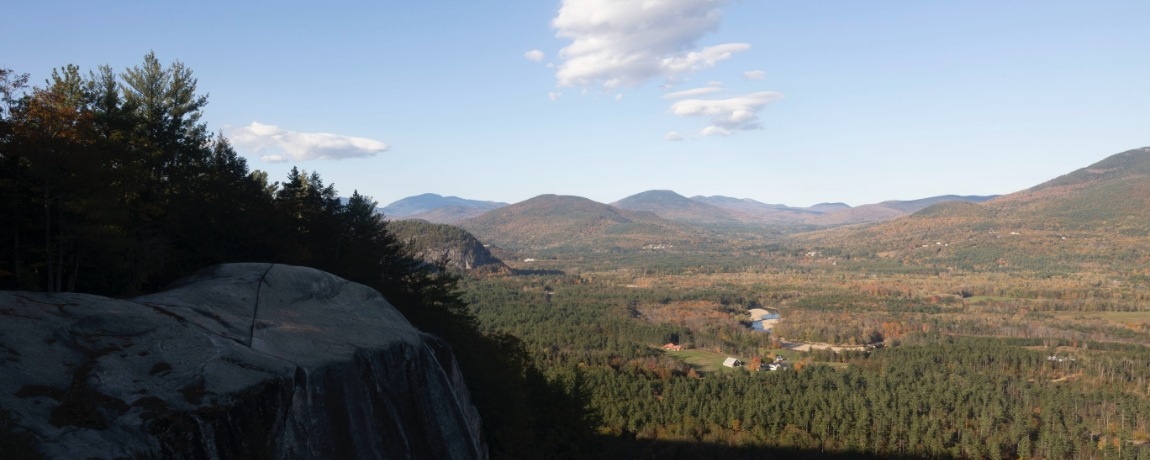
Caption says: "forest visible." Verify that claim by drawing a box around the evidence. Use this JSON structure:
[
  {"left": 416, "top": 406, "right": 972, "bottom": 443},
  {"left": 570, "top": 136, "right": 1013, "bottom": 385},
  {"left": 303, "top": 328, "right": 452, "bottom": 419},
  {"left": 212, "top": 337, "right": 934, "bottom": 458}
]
[
  {"left": 461, "top": 256, "right": 1150, "bottom": 458},
  {"left": 4, "top": 56, "right": 1150, "bottom": 459}
]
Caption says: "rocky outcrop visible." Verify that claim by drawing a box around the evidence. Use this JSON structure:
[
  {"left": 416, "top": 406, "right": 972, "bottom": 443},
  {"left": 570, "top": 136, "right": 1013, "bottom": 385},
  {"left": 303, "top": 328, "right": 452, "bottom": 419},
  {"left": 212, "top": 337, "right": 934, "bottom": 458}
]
[
  {"left": 388, "top": 220, "right": 510, "bottom": 275},
  {"left": 0, "top": 263, "right": 486, "bottom": 459}
]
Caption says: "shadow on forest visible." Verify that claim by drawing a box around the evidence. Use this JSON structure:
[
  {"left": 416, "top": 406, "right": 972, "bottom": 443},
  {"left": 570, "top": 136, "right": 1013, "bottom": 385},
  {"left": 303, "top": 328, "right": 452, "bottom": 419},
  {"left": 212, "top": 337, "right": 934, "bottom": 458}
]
[{"left": 591, "top": 434, "right": 954, "bottom": 460}]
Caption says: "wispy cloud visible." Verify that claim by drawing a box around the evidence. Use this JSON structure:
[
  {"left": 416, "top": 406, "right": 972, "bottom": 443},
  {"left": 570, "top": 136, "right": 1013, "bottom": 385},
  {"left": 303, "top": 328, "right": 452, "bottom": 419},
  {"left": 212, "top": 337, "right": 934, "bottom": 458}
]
[
  {"left": 227, "top": 122, "right": 389, "bottom": 162},
  {"left": 670, "top": 91, "right": 783, "bottom": 136},
  {"left": 743, "top": 70, "right": 765, "bottom": 80},
  {"left": 550, "top": 0, "right": 745, "bottom": 89},
  {"left": 663, "top": 86, "right": 723, "bottom": 100},
  {"left": 665, "top": 131, "right": 684, "bottom": 141},
  {"left": 660, "top": 43, "right": 750, "bottom": 75},
  {"left": 524, "top": 49, "right": 545, "bottom": 62}
]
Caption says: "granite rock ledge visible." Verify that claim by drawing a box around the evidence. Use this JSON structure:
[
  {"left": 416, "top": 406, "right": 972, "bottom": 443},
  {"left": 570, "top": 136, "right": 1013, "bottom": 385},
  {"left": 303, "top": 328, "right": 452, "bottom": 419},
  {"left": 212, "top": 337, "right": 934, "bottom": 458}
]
[{"left": 0, "top": 263, "right": 486, "bottom": 459}]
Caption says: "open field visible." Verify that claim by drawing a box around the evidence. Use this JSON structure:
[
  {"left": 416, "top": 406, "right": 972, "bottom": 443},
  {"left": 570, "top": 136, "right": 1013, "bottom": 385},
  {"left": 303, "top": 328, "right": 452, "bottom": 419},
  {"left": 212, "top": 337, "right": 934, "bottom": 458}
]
[
  {"left": 665, "top": 349, "right": 733, "bottom": 373},
  {"left": 1054, "top": 311, "right": 1150, "bottom": 323}
]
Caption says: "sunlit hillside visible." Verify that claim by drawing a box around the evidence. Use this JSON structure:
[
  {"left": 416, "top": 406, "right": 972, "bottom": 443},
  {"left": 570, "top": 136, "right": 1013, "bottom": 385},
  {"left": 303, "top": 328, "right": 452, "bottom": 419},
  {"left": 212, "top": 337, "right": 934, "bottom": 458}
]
[{"left": 796, "top": 147, "right": 1150, "bottom": 274}]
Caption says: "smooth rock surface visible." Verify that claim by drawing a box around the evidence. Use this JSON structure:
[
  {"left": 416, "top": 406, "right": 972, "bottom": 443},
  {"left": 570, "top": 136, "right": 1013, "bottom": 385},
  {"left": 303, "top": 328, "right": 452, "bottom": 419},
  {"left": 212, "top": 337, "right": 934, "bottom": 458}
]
[{"left": 0, "top": 263, "right": 486, "bottom": 459}]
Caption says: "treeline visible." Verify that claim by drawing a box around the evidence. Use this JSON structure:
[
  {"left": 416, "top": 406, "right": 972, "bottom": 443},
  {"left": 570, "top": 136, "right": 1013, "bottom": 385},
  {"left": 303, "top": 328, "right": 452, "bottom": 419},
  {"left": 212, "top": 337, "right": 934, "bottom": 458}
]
[
  {"left": 0, "top": 56, "right": 596, "bottom": 459},
  {"left": 2, "top": 58, "right": 374, "bottom": 295},
  {"left": 580, "top": 335, "right": 1150, "bottom": 459},
  {"left": 0, "top": 55, "right": 476, "bottom": 329}
]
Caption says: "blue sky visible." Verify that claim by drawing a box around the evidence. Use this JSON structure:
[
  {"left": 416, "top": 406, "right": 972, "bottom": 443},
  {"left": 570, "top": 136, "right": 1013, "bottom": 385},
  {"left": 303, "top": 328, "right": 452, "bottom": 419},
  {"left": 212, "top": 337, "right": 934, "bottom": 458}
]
[{"left": 4, "top": 1, "right": 1148, "bottom": 207}]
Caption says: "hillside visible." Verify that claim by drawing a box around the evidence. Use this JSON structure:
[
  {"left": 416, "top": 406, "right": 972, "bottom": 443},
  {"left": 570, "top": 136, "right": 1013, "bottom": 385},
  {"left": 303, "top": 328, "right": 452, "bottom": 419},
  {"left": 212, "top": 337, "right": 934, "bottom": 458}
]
[
  {"left": 803, "top": 196, "right": 995, "bottom": 226},
  {"left": 401, "top": 205, "right": 493, "bottom": 224},
  {"left": 877, "top": 195, "right": 997, "bottom": 214},
  {"left": 797, "top": 147, "right": 1150, "bottom": 273},
  {"left": 459, "top": 194, "right": 708, "bottom": 252},
  {"left": 381, "top": 193, "right": 507, "bottom": 219},
  {"left": 388, "top": 220, "right": 510, "bottom": 274},
  {"left": 611, "top": 190, "right": 737, "bottom": 223}
]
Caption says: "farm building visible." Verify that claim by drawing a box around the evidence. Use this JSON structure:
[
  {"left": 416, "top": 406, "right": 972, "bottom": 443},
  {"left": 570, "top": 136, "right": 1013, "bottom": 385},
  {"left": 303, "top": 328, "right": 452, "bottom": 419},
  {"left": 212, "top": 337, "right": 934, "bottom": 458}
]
[{"left": 723, "top": 357, "right": 743, "bottom": 368}]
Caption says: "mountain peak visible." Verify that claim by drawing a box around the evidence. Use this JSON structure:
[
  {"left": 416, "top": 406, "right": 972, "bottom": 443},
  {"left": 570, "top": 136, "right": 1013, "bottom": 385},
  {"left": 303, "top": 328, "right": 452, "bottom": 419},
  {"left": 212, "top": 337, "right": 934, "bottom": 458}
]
[{"left": 460, "top": 194, "right": 695, "bottom": 251}]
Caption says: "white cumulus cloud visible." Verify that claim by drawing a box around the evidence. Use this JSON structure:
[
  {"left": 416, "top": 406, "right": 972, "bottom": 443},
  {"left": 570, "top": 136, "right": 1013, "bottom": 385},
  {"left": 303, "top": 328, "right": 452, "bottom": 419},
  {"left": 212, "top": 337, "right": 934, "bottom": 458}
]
[
  {"left": 670, "top": 91, "right": 783, "bottom": 136},
  {"left": 227, "top": 122, "right": 389, "bottom": 163},
  {"left": 550, "top": 0, "right": 746, "bottom": 89},
  {"left": 743, "top": 70, "right": 765, "bottom": 80},
  {"left": 525, "top": 49, "right": 545, "bottom": 62},
  {"left": 665, "top": 131, "right": 685, "bottom": 141}
]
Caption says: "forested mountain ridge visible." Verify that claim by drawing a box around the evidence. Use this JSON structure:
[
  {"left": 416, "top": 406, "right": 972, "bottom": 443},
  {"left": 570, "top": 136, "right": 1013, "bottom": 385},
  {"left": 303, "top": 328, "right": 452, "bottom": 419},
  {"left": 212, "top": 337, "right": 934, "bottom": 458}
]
[
  {"left": 387, "top": 220, "right": 510, "bottom": 274},
  {"left": 993, "top": 146, "right": 1150, "bottom": 228},
  {"left": 459, "top": 194, "right": 710, "bottom": 252},
  {"left": 798, "top": 147, "right": 1150, "bottom": 273}
]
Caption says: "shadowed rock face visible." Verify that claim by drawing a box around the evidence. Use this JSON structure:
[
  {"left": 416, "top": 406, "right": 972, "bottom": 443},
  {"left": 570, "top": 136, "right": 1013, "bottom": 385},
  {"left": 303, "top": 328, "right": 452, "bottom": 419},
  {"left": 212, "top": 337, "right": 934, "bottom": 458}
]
[{"left": 0, "top": 263, "right": 487, "bottom": 459}]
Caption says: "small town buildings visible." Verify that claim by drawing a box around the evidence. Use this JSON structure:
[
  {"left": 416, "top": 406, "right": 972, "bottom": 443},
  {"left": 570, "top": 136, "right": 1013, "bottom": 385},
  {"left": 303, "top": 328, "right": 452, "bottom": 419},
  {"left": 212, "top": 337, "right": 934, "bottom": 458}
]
[{"left": 723, "top": 357, "right": 743, "bottom": 368}]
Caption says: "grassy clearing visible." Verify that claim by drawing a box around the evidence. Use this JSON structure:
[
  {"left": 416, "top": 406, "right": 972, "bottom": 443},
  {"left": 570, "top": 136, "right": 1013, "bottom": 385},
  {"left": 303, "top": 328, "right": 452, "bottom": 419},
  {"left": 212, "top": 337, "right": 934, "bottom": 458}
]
[
  {"left": 966, "top": 295, "right": 1019, "bottom": 303},
  {"left": 666, "top": 348, "right": 815, "bottom": 373},
  {"left": 666, "top": 349, "right": 742, "bottom": 373}
]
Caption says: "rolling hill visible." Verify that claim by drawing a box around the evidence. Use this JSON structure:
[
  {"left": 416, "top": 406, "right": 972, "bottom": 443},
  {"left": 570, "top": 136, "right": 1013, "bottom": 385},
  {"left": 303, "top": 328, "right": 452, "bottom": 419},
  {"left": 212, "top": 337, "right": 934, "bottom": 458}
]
[
  {"left": 400, "top": 205, "right": 495, "bottom": 224},
  {"left": 458, "top": 194, "right": 708, "bottom": 252},
  {"left": 691, "top": 194, "right": 995, "bottom": 226},
  {"left": 803, "top": 196, "right": 996, "bottom": 226},
  {"left": 798, "top": 147, "right": 1150, "bottom": 273},
  {"left": 876, "top": 195, "right": 998, "bottom": 214},
  {"left": 611, "top": 190, "right": 738, "bottom": 223}
]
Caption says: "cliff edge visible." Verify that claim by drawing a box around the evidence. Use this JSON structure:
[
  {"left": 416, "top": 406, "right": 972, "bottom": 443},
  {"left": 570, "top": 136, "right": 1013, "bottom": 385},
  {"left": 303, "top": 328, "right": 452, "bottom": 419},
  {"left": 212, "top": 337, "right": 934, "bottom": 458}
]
[{"left": 0, "top": 263, "right": 487, "bottom": 459}]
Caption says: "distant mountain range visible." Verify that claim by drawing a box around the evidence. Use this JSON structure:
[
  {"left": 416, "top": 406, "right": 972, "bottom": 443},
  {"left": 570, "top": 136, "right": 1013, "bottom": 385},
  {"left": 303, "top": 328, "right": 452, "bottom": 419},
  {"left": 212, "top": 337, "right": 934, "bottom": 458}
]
[
  {"left": 381, "top": 193, "right": 508, "bottom": 223},
  {"left": 615, "top": 190, "right": 995, "bottom": 226},
  {"left": 379, "top": 146, "right": 1148, "bottom": 269},
  {"left": 385, "top": 190, "right": 996, "bottom": 228}
]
